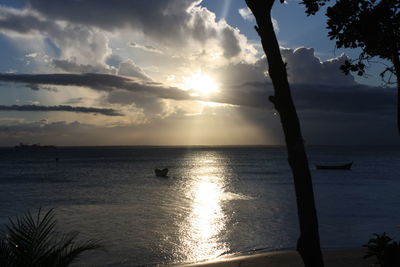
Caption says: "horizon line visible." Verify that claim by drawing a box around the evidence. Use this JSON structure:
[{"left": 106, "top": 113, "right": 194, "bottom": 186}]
[{"left": 2, "top": 144, "right": 399, "bottom": 148}]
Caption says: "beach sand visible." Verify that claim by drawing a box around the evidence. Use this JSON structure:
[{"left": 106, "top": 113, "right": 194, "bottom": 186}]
[{"left": 181, "top": 248, "right": 374, "bottom": 267}]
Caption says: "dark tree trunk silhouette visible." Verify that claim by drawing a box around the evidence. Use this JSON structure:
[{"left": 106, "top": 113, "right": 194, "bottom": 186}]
[
  {"left": 393, "top": 53, "right": 400, "bottom": 134},
  {"left": 245, "top": 1, "right": 324, "bottom": 266}
]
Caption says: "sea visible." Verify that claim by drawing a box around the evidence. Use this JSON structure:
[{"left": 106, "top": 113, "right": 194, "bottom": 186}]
[{"left": 0, "top": 146, "right": 399, "bottom": 266}]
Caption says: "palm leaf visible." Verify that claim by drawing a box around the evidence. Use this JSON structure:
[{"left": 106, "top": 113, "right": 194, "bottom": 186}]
[
  {"left": 0, "top": 208, "right": 103, "bottom": 267},
  {"left": 0, "top": 238, "right": 16, "bottom": 267}
]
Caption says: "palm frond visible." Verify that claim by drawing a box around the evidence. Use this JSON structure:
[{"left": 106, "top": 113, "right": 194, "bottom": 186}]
[
  {"left": 0, "top": 208, "right": 103, "bottom": 267},
  {"left": 51, "top": 236, "right": 103, "bottom": 267},
  {"left": 0, "top": 238, "right": 16, "bottom": 267}
]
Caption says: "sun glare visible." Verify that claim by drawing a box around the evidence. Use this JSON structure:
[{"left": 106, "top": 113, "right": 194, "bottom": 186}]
[{"left": 182, "top": 73, "right": 219, "bottom": 95}]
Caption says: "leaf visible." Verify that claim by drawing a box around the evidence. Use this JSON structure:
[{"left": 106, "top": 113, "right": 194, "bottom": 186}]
[{"left": 0, "top": 208, "right": 103, "bottom": 267}]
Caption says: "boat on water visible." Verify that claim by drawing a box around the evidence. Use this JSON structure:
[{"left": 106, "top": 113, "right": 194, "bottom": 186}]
[
  {"left": 154, "top": 168, "right": 169, "bottom": 177},
  {"left": 316, "top": 162, "right": 353, "bottom": 170}
]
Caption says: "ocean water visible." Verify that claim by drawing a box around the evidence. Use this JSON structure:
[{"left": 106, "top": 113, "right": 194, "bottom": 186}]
[{"left": 0, "top": 146, "right": 399, "bottom": 266}]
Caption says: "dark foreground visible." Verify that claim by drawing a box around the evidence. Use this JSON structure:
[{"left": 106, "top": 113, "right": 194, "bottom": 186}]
[{"left": 183, "top": 248, "right": 373, "bottom": 267}]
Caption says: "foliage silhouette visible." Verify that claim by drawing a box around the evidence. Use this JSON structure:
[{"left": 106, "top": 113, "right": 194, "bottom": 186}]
[
  {"left": 0, "top": 208, "right": 102, "bottom": 267},
  {"left": 302, "top": 0, "right": 400, "bottom": 133},
  {"left": 245, "top": 0, "right": 324, "bottom": 266},
  {"left": 364, "top": 232, "right": 400, "bottom": 267}
]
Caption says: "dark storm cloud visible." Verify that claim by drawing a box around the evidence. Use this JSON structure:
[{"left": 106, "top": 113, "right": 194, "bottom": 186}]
[
  {"left": 0, "top": 72, "right": 194, "bottom": 100},
  {"left": 292, "top": 83, "right": 396, "bottom": 114},
  {"left": 0, "top": 1, "right": 248, "bottom": 66},
  {"left": 237, "top": 81, "right": 396, "bottom": 114},
  {"left": 52, "top": 59, "right": 114, "bottom": 74},
  {"left": 219, "top": 81, "right": 396, "bottom": 115},
  {"left": 213, "top": 47, "right": 355, "bottom": 89},
  {"left": 281, "top": 48, "right": 356, "bottom": 86},
  {"left": 0, "top": 104, "right": 122, "bottom": 116},
  {"left": 25, "top": 0, "right": 219, "bottom": 47},
  {"left": 28, "top": 0, "right": 198, "bottom": 33},
  {"left": 0, "top": 72, "right": 269, "bottom": 108},
  {"left": 0, "top": 72, "right": 396, "bottom": 116},
  {"left": 14, "top": 0, "right": 244, "bottom": 59},
  {"left": 0, "top": 73, "right": 126, "bottom": 91},
  {"left": 0, "top": 8, "right": 56, "bottom": 33},
  {"left": 0, "top": 7, "right": 113, "bottom": 67}
]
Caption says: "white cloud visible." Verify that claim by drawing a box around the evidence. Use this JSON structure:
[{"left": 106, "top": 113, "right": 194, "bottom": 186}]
[
  {"left": 52, "top": 59, "right": 116, "bottom": 74},
  {"left": 0, "top": 1, "right": 259, "bottom": 77},
  {"left": 0, "top": 7, "right": 112, "bottom": 66},
  {"left": 1, "top": 2, "right": 398, "bottom": 145},
  {"left": 25, "top": 53, "right": 38, "bottom": 58},
  {"left": 238, "top": 7, "right": 279, "bottom": 33},
  {"left": 238, "top": 7, "right": 254, "bottom": 21},
  {"left": 272, "top": 18, "right": 279, "bottom": 33},
  {"left": 128, "top": 42, "right": 162, "bottom": 54},
  {"left": 281, "top": 47, "right": 355, "bottom": 86},
  {"left": 117, "top": 59, "right": 153, "bottom": 81}
]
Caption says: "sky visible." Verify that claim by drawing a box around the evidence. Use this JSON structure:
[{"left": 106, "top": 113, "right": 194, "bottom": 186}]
[{"left": 0, "top": 0, "right": 398, "bottom": 146}]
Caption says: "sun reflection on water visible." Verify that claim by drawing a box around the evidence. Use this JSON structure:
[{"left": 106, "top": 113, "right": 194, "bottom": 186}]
[{"left": 178, "top": 153, "right": 230, "bottom": 262}]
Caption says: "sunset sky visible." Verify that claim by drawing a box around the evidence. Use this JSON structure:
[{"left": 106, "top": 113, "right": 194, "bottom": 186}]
[{"left": 0, "top": 0, "right": 398, "bottom": 146}]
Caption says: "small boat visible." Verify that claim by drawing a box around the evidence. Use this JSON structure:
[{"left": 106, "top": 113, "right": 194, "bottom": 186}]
[
  {"left": 154, "top": 168, "right": 169, "bottom": 177},
  {"left": 316, "top": 162, "right": 353, "bottom": 170}
]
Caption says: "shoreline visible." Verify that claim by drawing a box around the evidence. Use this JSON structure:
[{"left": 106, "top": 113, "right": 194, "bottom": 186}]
[{"left": 179, "top": 248, "right": 374, "bottom": 267}]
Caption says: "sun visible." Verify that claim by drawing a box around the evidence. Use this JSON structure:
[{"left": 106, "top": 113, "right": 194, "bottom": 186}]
[{"left": 182, "top": 73, "right": 219, "bottom": 95}]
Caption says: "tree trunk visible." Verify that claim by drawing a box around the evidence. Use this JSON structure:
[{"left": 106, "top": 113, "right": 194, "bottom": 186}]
[
  {"left": 392, "top": 53, "right": 400, "bottom": 134},
  {"left": 245, "top": 1, "right": 324, "bottom": 266}
]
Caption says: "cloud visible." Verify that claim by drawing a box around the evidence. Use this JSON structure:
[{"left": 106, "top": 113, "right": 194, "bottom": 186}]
[
  {"left": 0, "top": 104, "right": 122, "bottom": 116},
  {"left": 238, "top": 7, "right": 279, "bottom": 32},
  {"left": 0, "top": 38, "right": 396, "bottom": 145},
  {"left": 0, "top": 102, "right": 398, "bottom": 146},
  {"left": 271, "top": 18, "right": 280, "bottom": 33},
  {"left": 220, "top": 81, "right": 396, "bottom": 115},
  {"left": 0, "top": 71, "right": 396, "bottom": 116},
  {"left": 214, "top": 56, "right": 268, "bottom": 85},
  {"left": 25, "top": 52, "right": 38, "bottom": 58},
  {"left": 220, "top": 27, "right": 241, "bottom": 58},
  {"left": 0, "top": 73, "right": 124, "bottom": 91},
  {"left": 238, "top": 7, "right": 254, "bottom": 21},
  {"left": 0, "top": 72, "right": 262, "bottom": 109},
  {"left": 105, "top": 54, "right": 124, "bottom": 68},
  {"left": 0, "top": 7, "right": 54, "bottom": 34},
  {"left": 63, "top": 97, "right": 84, "bottom": 104},
  {"left": 0, "top": 0, "right": 261, "bottom": 88},
  {"left": 0, "top": 73, "right": 203, "bottom": 119},
  {"left": 27, "top": 0, "right": 197, "bottom": 33},
  {"left": 129, "top": 42, "right": 162, "bottom": 54},
  {"left": 295, "top": 83, "right": 395, "bottom": 114},
  {"left": 0, "top": 1, "right": 397, "bottom": 146},
  {"left": 0, "top": 112, "right": 272, "bottom": 146},
  {"left": 0, "top": 46, "right": 389, "bottom": 114},
  {"left": 0, "top": 72, "right": 194, "bottom": 101},
  {"left": 15, "top": 0, "right": 254, "bottom": 61},
  {"left": 106, "top": 90, "right": 169, "bottom": 118},
  {"left": 0, "top": 7, "right": 112, "bottom": 67},
  {"left": 282, "top": 47, "right": 355, "bottom": 86},
  {"left": 292, "top": 84, "right": 396, "bottom": 114},
  {"left": 52, "top": 59, "right": 115, "bottom": 74},
  {"left": 215, "top": 47, "right": 353, "bottom": 88},
  {"left": 117, "top": 59, "right": 153, "bottom": 81}
]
